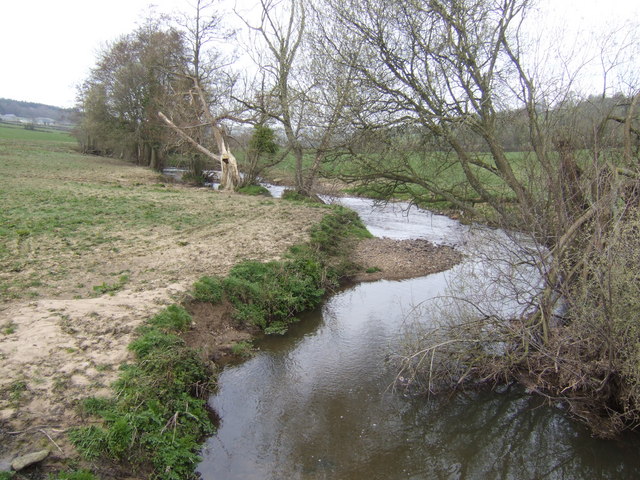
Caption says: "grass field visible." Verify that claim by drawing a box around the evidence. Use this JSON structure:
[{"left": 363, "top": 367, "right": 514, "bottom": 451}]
[
  {"left": 0, "top": 131, "right": 329, "bottom": 302},
  {"left": 0, "top": 130, "right": 335, "bottom": 470},
  {"left": 0, "top": 122, "right": 76, "bottom": 142}
]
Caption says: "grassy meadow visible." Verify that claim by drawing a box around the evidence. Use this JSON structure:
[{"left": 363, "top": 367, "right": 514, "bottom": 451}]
[{"left": 0, "top": 124, "right": 329, "bottom": 302}]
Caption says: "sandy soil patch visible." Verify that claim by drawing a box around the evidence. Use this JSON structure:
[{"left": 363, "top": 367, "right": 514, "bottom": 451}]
[{"left": 0, "top": 190, "right": 327, "bottom": 467}]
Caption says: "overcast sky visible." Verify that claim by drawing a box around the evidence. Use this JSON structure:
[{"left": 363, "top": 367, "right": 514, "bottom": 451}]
[{"left": 0, "top": 0, "right": 637, "bottom": 108}]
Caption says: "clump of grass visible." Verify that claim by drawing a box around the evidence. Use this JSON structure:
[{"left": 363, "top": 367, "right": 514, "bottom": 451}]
[
  {"left": 1, "top": 320, "right": 16, "bottom": 335},
  {"left": 8, "top": 379, "right": 28, "bottom": 404},
  {"left": 230, "top": 341, "right": 253, "bottom": 357},
  {"left": 70, "top": 305, "right": 214, "bottom": 480},
  {"left": 92, "top": 274, "right": 129, "bottom": 296},
  {"left": 237, "top": 184, "right": 271, "bottom": 196},
  {"left": 192, "top": 276, "right": 224, "bottom": 303}
]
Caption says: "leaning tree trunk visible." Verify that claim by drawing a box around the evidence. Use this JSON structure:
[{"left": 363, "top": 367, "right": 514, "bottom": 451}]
[
  {"left": 157, "top": 111, "right": 240, "bottom": 191},
  {"left": 211, "top": 125, "right": 241, "bottom": 191}
]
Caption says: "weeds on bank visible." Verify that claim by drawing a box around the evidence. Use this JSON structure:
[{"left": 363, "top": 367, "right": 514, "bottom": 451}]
[
  {"left": 69, "top": 305, "right": 214, "bottom": 480},
  {"left": 92, "top": 274, "right": 129, "bottom": 296},
  {"left": 230, "top": 341, "right": 253, "bottom": 357},
  {"left": 237, "top": 184, "right": 272, "bottom": 196},
  {"left": 192, "top": 206, "right": 371, "bottom": 335}
]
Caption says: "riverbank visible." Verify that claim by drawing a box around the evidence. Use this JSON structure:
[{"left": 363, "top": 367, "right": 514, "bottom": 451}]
[
  {"left": 0, "top": 138, "right": 325, "bottom": 475},
  {"left": 0, "top": 137, "right": 463, "bottom": 477}
]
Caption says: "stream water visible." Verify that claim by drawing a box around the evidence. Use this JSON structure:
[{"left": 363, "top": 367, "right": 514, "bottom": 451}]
[{"left": 196, "top": 195, "right": 640, "bottom": 479}]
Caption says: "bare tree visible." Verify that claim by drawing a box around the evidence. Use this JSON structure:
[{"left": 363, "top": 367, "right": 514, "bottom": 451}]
[
  {"left": 236, "top": 0, "right": 358, "bottom": 196},
  {"left": 158, "top": 0, "right": 242, "bottom": 190},
  {"left": 319, "top": 0, "right": 640, "bottom": 433}
]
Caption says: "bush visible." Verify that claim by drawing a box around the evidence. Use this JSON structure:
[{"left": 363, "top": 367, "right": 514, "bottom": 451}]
[
  {"left": 223, "top": 260, "right": 324, "bottom": 331},
  {"left": 237, "top": 184, "right": 272, "bottom": 196},
  {"left": 71, "top": 305, "right": 213, "bottom": 479}
]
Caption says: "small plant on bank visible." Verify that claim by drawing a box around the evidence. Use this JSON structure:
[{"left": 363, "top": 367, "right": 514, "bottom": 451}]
[
  {"left": 237, "top": 184, "right": 272, "bottom": 197},
  {"left": 192, "top": 276, "right": 224, "bottom": 303},
  {"left": 230, "top": 341, "right": 253, "bottom": 357}
]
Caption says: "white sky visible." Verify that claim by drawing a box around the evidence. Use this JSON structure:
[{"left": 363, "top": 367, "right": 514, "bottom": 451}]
[{"left": 0, "top": 0, "right": 638, "bottom": 108}]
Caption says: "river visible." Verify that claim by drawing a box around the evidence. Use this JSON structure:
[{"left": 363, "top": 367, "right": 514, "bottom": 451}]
[{"left": 195, "top": 195, "right": 640, "bottom": 479}]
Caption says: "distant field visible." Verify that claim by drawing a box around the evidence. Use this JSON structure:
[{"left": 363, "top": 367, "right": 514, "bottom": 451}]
[{"left": 0, "top": 122, "right": 76, "bottom": 142}]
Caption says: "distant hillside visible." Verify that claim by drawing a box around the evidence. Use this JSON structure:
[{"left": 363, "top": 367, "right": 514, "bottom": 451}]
[{"left": 0, "top": 98, "right": 78, "bottom": 125}]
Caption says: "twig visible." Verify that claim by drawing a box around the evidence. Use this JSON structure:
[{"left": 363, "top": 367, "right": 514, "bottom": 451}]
[
  {"left": 7, "top": 425, "right": 65, "bottom": 435},
  {"left": 39, "top": 429, "right": 63, "bottom": 453}
]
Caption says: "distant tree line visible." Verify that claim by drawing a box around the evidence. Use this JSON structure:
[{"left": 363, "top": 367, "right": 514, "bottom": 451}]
[{"left": 0, "top": 98, "right": 78, "bottom": 124}]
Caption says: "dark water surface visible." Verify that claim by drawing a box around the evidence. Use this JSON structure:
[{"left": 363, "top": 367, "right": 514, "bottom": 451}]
[{"left": 197, "top": 198, "right": 640, "bottom": 479}]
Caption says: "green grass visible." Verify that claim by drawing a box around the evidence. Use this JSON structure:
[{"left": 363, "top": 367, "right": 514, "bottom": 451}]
[
  {"left": 194, "top": 206, "right": 372, "bottom": 334},
  {"left": 70, "top": 305, "right": 213, "bottom": 480},
  {"left": 237, "top": 184, "right": 271, "bottom": 196},
  {"left": 0, "top": 123, "right": 75, "bottom": 142}
]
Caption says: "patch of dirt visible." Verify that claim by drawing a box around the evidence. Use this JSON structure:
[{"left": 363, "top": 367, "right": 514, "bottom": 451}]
[
  {"left": 182, "top": 301, "right": 258, "bottom": 367},
  {"left": 349, "top": 237, "right": 463, "bottom": 282}
]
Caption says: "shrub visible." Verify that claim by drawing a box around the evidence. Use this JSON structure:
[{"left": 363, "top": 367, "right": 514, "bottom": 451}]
[
  {"left": 237, "top": 185, "right": 271, "bottom": 196},
  {"left": 223, "top": 259, "right": 324, "bottom": 332}
]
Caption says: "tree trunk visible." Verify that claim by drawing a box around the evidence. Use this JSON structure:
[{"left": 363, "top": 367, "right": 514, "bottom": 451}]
[{"left": 157, "top": 111, "right": 240, "bottom": 191}]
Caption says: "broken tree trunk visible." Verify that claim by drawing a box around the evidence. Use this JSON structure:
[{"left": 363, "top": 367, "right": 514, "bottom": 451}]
[{"left": 157, "top": 111, "right": 240, "bottom": 191}]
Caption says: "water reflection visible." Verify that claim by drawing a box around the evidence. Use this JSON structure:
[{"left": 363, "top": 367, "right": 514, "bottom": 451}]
[{"left": 197, "top": 197, "right": 640, "bottom": 480}]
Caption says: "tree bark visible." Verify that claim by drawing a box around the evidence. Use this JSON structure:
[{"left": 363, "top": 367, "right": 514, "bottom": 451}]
[{"left": 157, "top": 111, "right": 240, "bottom": 190}]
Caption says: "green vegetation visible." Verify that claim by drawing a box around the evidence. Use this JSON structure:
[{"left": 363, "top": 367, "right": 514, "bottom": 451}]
[
  {"left": 192, "top": 276, "right": 224, "bottom": 303},
  {"left": 8, "top": 379, "right": 27, "bottom": 404},
  {"left": 0, "top": 123, "right": 75, "bottom": 143},
  {"left": 70, "top": 305, "right": 213, "bottom": 480},
  {"left": 237, "top": 184, "right": 271, "bottom": 196},
  {"left": 194, "top": 206, "right": 371, "bottom": 334},
  {"left": 92, "top": 274, "right": 129, "bottom": 296},
  {"left": 230, "top": 340, "right": 253, "bottom": 357},
  {"left": 1, "top": 320, "right": 16, "bottom": 335}
]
